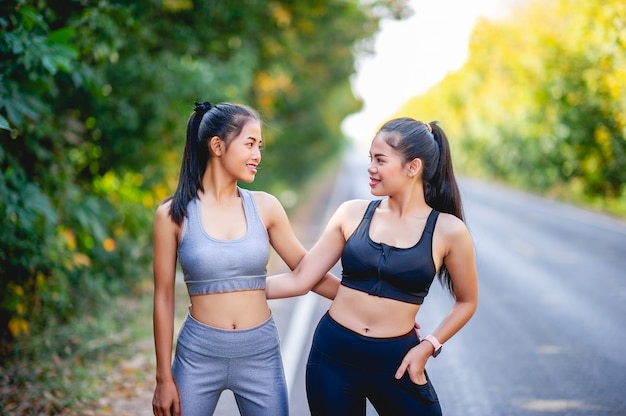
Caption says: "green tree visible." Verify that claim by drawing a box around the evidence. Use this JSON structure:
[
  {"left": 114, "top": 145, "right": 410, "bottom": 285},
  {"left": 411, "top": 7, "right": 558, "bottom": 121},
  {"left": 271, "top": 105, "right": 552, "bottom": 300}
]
[
  {"left": 394, "top": 0, "right": 626, "bottom": 215},
  {"left": 0, "top": 0, "right": 410, "bottom": 357}
]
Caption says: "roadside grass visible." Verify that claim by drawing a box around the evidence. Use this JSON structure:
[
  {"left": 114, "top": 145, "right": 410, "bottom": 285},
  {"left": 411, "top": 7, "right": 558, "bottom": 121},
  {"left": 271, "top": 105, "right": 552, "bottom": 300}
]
[{"left": 0, "top": 279, "right": 159, "bottom": 416}]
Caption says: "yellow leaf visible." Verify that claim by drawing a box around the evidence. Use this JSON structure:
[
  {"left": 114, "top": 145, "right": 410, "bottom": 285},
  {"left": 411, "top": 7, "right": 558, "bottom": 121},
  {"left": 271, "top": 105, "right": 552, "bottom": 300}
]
[
  {"left": 103, "top": 238, "right": 116, "bottom": 252},
  {"left": 73, "top": 252, "right": 92, "bottom": 267},
  {"left": 8, "top": 317, "right": 29, "bottom": 337}
]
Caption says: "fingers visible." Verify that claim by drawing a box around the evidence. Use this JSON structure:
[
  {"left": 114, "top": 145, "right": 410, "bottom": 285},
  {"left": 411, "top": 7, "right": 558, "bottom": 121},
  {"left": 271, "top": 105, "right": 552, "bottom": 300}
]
[
  {"left": 152, "top": 402, "right": 168, "bottom": 416},
  {"left": 153, "top": 391, "right": 179, "bottom": 416},
  {"left": 409, "top": 369, "right": 428, "bottom": 385},
  {"left": 413, "top": 321, "right": 421, "bottom": 337},
  {"left": 395, "top": 359, "right": 409, "bottom": 379}
]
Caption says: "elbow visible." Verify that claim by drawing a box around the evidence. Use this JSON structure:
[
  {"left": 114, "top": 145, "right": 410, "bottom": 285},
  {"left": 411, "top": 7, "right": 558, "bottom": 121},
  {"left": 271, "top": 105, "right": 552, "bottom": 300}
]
[
  {"left": 454, "top": 297, "right": 477, "bottom": 320},
  {"left": 465, "top": 300, "right": 478, "bottom": 320},
  {"left": 293, "top": 284, "right": 311, "bottom": 297}
]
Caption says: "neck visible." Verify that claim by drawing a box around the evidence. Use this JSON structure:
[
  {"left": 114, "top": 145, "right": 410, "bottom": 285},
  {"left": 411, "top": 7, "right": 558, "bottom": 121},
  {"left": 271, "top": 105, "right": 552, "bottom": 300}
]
[
  {"left": 386, "top": 183, "right": 429, "bottom": 218},
  {"left": 200, "top": 163, "right": 239, "bottom": 203}
]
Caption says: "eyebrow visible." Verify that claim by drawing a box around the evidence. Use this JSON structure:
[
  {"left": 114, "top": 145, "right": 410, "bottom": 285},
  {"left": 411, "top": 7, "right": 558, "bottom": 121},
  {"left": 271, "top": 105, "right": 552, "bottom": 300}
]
[{"left": 371, "top": 152, "right": 388, "bottom": 158}]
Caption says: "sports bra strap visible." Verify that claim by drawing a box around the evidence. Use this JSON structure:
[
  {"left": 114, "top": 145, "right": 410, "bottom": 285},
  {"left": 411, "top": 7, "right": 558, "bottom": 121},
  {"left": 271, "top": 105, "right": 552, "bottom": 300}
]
[
  {"left": 363, "top": 200, "right": 381, "bottom": 220},
  {"left": 423, "top": 209, "right": 440, "bottom": 236}
]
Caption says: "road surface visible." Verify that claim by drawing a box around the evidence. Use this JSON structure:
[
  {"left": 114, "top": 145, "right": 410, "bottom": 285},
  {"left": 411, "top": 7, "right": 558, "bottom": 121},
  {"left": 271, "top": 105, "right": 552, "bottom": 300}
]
[{"left": 215, "top": 147, "right": 626, "bottom": 415}]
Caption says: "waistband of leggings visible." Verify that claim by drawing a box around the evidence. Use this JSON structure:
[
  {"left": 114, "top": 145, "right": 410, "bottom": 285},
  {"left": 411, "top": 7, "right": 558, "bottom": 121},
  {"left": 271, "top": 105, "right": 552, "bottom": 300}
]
[
  {"left": 177, "top": 311, "right": 279, "bottom": 358},
  {"left": 311, "top": 311, "right": 419, "bottom": 371},
  {"left": 187, "top": 311, "right": 273, "bottom": 333}
]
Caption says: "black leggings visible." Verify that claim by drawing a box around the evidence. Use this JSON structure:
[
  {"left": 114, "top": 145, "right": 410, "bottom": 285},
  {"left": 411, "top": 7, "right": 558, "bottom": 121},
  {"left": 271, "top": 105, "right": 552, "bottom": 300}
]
[{"left": 306, "top": 312, "right": 442, "bottom": 416}]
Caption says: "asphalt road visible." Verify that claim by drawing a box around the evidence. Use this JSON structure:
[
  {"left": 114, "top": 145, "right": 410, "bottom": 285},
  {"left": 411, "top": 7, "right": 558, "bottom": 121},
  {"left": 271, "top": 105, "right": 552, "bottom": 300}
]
[{"left": 214, "top": 147, "right": 626, "bottom": 416}]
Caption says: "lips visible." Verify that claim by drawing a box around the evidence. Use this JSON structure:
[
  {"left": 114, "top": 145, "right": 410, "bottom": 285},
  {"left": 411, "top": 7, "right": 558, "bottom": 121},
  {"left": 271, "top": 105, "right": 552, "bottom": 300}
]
[
  {"left": 369, "top": 177, "right": 380, "bottom": 187},
  {"left": 247, "top": 164, "right": 258, "bottom": 174}
]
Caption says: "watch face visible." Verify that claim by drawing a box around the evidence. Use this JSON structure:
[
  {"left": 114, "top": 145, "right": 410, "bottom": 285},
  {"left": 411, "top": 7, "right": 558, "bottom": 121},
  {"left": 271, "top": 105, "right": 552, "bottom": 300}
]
[{"left": 432, "top": 346, "right": 442, "bottom": 357}]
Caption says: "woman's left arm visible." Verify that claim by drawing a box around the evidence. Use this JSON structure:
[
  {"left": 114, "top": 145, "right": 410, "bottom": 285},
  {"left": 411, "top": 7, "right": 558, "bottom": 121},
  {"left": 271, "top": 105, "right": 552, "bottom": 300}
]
[
  {"left": 396, "top": 215, "right": 478, "bottom": 383},
  {"left": 428, "top": 215, "right": 479, "bottom": 342}
]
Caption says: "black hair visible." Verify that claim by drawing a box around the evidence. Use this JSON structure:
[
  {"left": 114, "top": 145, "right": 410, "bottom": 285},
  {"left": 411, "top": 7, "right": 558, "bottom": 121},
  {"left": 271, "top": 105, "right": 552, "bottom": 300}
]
[
  {"left": 166, "top": 101, "right": 261, "bottom": 226},
  {"left": 376, "top": 117, "right": 464, "bottom": 295}
]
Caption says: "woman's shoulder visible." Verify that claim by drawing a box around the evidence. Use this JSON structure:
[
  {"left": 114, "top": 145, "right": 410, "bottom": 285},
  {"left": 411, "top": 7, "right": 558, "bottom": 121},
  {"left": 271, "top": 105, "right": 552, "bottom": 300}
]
[
  {"left": 154, "top": 198, "right": 181, "bottom": 231},
  {"left": 247, "top": 189, "right": 282, "bottom": 210},
  {"left": 155, "top": 197, "right": 173, "bottom": 216},
  {"left": 246, "top": 190, "right": 289, "bottom": 229},
  {"left": 330, "top": 199, "right": 372, "bottom": 223},
  {"left": 337, "top": 198, "right": 371, "bottom": 212},
  {"left": 435, "top": 212, "right": 470, "bottom": 239}
]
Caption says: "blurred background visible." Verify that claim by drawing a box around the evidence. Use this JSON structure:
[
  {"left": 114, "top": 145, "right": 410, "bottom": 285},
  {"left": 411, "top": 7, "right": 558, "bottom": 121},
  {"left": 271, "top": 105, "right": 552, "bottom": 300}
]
[{"left": 1, "top": 0, "right": 625, "bottom": 414}]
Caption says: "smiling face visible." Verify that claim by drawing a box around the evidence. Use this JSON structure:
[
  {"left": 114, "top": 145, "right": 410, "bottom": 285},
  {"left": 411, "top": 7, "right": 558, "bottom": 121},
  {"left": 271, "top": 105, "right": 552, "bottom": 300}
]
[
  {"left": 220, "top": 119, "right": 263, "bottom": 183},
  {"left": 367, "top": 134, "right": 412, "bottom": 197}
]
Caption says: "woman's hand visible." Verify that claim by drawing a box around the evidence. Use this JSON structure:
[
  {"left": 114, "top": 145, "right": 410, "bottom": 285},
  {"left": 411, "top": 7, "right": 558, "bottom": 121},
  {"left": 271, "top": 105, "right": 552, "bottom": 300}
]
[
  {"left": 414, "top": 321, "right": 421, "bottom": 338},
  {"left": 152, "top": 379, "right": 181, "bottom": 416},
  {"left": 394, "top": 341, "right": 432, "bottom": 385}
]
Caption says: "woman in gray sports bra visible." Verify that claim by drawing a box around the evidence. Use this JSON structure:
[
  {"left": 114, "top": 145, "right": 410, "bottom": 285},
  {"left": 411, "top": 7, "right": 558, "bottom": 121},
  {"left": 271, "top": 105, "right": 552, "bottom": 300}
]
[
  {"left": 151, "top": 101, "right": 339, "bottom": 416},
  {"left": 266, "top": 117, "right": 479, "bottom": 415}
]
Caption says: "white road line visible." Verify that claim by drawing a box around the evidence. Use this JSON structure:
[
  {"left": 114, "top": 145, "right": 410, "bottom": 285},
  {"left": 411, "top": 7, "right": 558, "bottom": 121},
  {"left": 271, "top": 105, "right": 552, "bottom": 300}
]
[
  {"left": 280, "top": 149, "right": 355, "bottom": 396},
  {"left": 281, "top": 292, "right": 318, "bottom": 393}
]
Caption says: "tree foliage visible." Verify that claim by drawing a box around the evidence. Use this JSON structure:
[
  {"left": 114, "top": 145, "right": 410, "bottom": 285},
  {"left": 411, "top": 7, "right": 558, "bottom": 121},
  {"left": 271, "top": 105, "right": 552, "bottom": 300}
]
[
  {"left": 0, "top": 0, "right": 411, "bottom": 357},
  {"left": 394, "top": 0, "right": 626, "bottom": 215}
]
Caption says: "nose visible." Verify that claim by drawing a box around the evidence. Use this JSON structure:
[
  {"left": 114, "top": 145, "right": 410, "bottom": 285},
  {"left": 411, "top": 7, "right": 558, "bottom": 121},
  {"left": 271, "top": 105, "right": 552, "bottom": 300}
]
[
  {"left": 367, "top": 162, "right": 376, "bottom": 173},
  {"left": 252, "top": 146, "right": 261, "bottom": 161}
]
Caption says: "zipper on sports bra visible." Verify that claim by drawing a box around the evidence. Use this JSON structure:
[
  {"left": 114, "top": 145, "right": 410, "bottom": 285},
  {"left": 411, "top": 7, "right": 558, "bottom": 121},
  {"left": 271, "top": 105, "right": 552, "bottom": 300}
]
[{"left": 371, "top": 245, "right": 389, "bottom": 296}]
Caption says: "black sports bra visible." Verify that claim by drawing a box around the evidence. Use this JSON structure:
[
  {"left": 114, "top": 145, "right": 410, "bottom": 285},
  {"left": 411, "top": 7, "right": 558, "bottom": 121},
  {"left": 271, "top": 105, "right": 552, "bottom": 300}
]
[{"left": 340, "top": 200, "right": 439, "bottom": 305}]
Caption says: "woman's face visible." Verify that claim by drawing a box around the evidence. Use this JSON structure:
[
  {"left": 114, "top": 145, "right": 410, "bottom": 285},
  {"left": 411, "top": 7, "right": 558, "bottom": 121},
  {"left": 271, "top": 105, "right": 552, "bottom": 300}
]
[
  {"left": 367, "top": 134, "right": 409, "bottom": 196},
  {"left": 221, "top": 119, "right": 263, "bottom": 183}
]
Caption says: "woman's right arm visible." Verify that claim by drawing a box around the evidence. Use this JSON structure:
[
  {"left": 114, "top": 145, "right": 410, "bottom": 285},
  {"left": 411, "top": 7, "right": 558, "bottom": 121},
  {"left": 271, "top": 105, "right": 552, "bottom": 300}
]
[
  {"left": 265, "top": 200, "right": 359, "bottom": 299},
  {"left": 152, "top": 202, "right": 181, "bottom": 416}
]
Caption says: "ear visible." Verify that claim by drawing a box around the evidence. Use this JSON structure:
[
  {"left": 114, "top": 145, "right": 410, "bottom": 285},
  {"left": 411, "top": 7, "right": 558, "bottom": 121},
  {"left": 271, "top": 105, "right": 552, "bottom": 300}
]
[
  {"left": 209, "top": 136, "right": 224, "bottom": 156},
  {"left": 407, "top": 158, "right": 422, "bottom": 177}
]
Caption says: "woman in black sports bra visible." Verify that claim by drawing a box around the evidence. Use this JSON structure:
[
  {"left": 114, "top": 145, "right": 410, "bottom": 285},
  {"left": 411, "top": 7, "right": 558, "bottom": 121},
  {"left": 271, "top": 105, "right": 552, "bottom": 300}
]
[{"left": 266, "top": 117, "right": 478, "bottom": 415}]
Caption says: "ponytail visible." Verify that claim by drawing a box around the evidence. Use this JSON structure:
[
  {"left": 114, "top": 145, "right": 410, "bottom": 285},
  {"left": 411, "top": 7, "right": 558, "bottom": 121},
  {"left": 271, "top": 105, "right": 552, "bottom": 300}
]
[
  {"left": 168, "top": 101, "right": 213, "bottom": 226},
  {"left": 424, "top": 121, "right": 464, "bottom": 222},
  {"left": 425, "top": 121, "right": 464, "bottom": 295}
]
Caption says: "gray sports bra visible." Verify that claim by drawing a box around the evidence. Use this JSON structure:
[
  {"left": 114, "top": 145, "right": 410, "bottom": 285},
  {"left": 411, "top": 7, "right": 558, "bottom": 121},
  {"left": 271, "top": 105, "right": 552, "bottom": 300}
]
[{"left": 177, "top": 187, "right": 269, "bottom": 295}]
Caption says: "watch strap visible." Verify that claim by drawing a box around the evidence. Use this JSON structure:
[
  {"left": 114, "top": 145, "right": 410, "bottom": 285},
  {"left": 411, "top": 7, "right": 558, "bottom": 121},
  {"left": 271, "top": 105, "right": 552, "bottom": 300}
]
[{"left": 424, "top": 334, "right": 443, "bottom": 357}]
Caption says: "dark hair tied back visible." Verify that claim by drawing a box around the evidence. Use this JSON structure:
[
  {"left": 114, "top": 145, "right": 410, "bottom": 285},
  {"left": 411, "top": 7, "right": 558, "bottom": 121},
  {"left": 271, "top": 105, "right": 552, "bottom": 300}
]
[{"left": 194, "top": 101, "right": 213, "bottom": 115}]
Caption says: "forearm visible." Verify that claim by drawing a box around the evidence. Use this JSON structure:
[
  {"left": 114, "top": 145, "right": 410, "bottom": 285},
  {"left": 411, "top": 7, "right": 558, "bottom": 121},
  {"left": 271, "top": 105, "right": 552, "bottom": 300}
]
[
  {"left": 311, "top": 273, "right": 341, "bottom": 300},
  {"left": 265, "top": 272, "right": 308, "bottom": 299},
  {"left": 153, "top": 296, "right": 175, "bottom": 382},
  {"left": 430, "top": 300, "right": 477, "bottom": 343}
]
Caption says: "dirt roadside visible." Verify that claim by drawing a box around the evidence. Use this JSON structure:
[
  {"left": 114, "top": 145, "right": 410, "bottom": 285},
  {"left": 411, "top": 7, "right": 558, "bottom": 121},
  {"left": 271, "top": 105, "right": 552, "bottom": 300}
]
[{"left": 88, "top": 161, "right": 340, "bottom": 416}]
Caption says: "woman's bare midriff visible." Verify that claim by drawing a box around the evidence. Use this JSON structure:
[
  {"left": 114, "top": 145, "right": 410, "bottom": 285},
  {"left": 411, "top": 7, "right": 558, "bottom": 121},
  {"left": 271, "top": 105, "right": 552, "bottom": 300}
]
[
  {"left": 189, "top": 289, "right": 270, "bottom": 329},
  {"left": 328, "top": 285, "right": 420, "bottom": 338}
]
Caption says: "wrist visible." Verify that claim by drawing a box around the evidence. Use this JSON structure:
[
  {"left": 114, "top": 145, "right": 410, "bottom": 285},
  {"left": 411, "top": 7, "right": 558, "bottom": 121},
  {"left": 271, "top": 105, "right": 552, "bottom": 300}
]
[
  {"left": 156, "top": 371, "right": 174, "bottom": 383},
  {"left": 423, "top": 334, "right": 443, "bottom": 357}
]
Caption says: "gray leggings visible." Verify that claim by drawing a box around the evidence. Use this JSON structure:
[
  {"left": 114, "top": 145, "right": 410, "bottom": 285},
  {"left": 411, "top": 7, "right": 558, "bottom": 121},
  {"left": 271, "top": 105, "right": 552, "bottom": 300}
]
[{"left": 172, "top": 312, "right": 288, "bottom": 416}]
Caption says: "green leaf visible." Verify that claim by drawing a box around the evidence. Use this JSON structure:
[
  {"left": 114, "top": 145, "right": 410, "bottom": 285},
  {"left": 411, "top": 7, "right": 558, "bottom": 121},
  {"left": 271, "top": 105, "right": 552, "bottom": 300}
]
[
  {"left": 0, "top": 115, "right": 9, "bottom": 131},
  {"left": 48, "top": 27, "right": 76, "bottom": 45}
]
